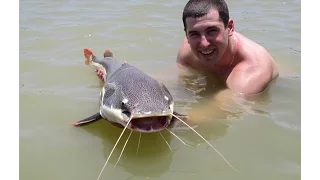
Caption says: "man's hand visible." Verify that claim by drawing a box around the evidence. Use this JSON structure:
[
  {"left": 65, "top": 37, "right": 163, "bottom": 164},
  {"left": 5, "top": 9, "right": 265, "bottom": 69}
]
[{"left": 95, "top": 68, "right": 105, "bottom": 81}]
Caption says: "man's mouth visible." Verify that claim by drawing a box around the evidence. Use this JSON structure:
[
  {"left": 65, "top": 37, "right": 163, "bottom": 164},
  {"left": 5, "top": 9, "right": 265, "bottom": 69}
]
[{"left": 200, "top": 49, "right": 214, "bottom": 55}]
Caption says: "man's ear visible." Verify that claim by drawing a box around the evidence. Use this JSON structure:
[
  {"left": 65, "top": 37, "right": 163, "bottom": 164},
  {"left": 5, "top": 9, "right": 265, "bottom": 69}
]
[
  {"left": 227, "top": 19, "right": 235, "bottom": 36},
  {"left": 185, "top": 31, "right": 190, "bottom": 44}
]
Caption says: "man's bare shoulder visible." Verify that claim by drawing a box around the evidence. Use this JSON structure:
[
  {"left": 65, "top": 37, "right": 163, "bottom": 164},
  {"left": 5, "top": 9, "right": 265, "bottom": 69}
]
[
  {"left": 176, "top": 37, "right": 196, "bottom": 66},
  {"left": 227, "top": 33, "right": 278, "bottom": 94},
  {"left": 227, "top": 51, "right": 276, "bottom": 95},
  {"left": 235, "top": 33, "right": 278, "bottom": 72}
]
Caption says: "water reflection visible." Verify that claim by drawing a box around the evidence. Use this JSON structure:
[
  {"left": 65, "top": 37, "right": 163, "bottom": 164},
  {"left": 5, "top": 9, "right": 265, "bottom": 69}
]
[
  {"left": 169, "top": 68, "right": 274, "bottom": 146},
  {"left": 81, "top": 121, "right": 174, "bottom": 178}
]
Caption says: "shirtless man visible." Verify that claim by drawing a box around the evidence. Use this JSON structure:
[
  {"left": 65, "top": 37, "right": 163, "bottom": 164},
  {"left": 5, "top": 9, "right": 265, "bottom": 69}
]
[
  {"left": 177, "top": 0, "right": 279, "bottom": 95},
  {"left": 96, "top": 0, "right": 278, "bottom": 95}
]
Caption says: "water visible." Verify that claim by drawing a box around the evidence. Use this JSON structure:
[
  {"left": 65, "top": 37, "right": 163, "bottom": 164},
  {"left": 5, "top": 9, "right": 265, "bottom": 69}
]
[{"left": 20, "top": 0, "right": 301, "bottom": 180}]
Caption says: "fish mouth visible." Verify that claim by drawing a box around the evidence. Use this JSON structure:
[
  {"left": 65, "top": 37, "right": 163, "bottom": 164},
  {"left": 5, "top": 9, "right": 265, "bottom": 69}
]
[{"left": 130, "top": 116, "right": 171, "bottom": 133}]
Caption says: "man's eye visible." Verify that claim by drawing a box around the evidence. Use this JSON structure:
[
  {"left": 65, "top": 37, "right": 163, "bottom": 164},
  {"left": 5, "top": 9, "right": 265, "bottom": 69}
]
[
  {"left": 189, "top": 33, "right": 199, "bottom": 37},
  {"left": 208, "top": 29, "right": 218, "bottom": 33}
]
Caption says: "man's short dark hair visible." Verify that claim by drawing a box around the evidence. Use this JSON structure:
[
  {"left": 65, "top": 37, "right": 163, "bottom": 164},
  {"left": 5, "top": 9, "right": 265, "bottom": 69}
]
[{"left": 182, "top": 0, "right": 230, "bottom": 31}]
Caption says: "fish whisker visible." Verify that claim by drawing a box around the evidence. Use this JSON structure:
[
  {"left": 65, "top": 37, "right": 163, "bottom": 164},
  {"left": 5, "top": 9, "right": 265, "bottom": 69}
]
[
  {"left": 165, "top": 128, "right": 193, "bottom": 148},
  {"left": 136, "top": 132, "right": 141, "bottom": 155},
  {"left": 171, "top": 113, "right": 239, "bottom": 172},
  {"left": 96, "top": 117, "right": 133, "bottom": 180},
  {"left": 114, "top": 130, "right": 133, "bottom": 168},
  {"left": 159, "top": 131, "right": 172, "bottom": 151}
]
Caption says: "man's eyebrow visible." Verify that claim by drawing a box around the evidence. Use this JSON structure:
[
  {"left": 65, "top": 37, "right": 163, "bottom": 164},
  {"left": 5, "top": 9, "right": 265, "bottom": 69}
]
[
  {"left": 206, "top": 25, "right": 219, "bottom": 30},
  {"left": 188, "top": 25, "right": 220, "bottom": 33},
  {"left": 188, "top": 30, "right": 198, "bottom": 34}
]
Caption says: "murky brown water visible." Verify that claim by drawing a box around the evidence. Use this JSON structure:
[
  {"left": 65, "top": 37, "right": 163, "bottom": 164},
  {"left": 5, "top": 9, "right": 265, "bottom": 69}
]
[{"left": 20, "top": 0, "right": 300, "bottom": 180}]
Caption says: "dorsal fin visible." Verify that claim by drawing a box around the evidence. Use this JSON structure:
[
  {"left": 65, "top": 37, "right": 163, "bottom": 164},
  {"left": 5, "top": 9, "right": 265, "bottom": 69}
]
[{"left": 103, "top": 49, "right": 113, "bottom": 58}]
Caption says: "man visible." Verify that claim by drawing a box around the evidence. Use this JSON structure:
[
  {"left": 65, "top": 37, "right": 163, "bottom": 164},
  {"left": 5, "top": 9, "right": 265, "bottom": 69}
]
[
  {"left": 177, "top": 0, "right": 279, "bottom": 95},
  {"left": 96, "top": 0, "right": 278, "bottom": 94}
]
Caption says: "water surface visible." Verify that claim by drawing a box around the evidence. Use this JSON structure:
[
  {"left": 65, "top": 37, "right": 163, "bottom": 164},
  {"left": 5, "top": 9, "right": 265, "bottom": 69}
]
[{"left": 20, "top": 0, "right": 301, "bottom": 180}]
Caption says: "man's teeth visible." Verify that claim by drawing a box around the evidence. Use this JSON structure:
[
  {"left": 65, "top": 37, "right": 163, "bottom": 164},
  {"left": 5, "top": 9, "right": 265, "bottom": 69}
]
[{"left": 201, "top": 50, "right": 214, "bottom": 55}]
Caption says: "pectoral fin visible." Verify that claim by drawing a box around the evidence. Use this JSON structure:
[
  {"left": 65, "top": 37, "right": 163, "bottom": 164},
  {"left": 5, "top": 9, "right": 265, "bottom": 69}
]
[
  {"left": 71, "top": 112, "right": 102, "bottom": 126},
  {"left": 172, "top": 111, "right": 189, "bottom": 122}
]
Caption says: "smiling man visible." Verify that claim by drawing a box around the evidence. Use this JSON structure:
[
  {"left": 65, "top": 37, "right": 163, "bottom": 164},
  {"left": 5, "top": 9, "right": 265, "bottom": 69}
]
[{"left": 177, "top": 0, "right": 279, "bottom": 95}]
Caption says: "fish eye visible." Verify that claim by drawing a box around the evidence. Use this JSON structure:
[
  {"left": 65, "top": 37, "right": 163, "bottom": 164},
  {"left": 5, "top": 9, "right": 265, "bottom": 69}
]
[{"left": 122, "top": 98, "right": 128, "bottom": 106}]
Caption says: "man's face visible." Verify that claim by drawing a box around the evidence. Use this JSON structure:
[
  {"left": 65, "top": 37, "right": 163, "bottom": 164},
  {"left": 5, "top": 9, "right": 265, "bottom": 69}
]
[{"left": 185, "top": 9, "right": 231, "bottom": 63}]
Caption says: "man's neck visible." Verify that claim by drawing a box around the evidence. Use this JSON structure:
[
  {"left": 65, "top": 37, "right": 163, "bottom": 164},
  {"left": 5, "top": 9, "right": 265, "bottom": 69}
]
[{"left": 215, "top": 34, "right": 237, "bottom": 68}]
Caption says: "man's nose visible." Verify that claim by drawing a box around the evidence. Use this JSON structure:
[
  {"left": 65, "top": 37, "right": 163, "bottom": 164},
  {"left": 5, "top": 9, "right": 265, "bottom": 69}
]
[{"left": 200, "top": 35, "right": 210, "bottom": 47}]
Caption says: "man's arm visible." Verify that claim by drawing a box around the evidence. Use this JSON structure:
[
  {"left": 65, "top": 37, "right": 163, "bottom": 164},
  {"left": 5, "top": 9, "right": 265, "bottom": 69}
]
[{"left": 227, "top": 65, "right": 273, "bottom": 95}]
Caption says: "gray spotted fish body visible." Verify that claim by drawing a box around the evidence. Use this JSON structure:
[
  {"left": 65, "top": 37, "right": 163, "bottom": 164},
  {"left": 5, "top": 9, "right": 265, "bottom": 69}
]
[
  {"left": 104, "top": 63, "right": 173, "bottom": 114},
  {"left": 73, "top": 48, "right": 188, "bottom": 133},
  {"left": 94, "top": 55, "right": 174, "bottom": 132}
]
